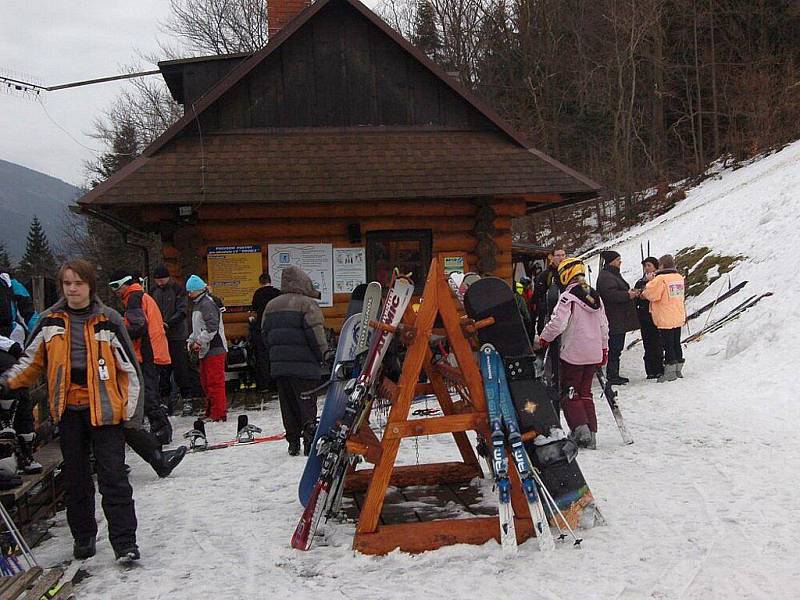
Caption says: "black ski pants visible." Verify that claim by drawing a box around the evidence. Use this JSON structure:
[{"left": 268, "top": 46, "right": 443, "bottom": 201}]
[
  {"left": 660, "top": 327, "right": 683, "bottom": 364},
  {"left": 607, "top": 333, "right": 627, "bottom": 379},
  {"left": 124, "top": 425, "right": 161, "bottom": 467},
  {"left": 141, "top": 361, "right": 171, "bottom": 435},
  {"left": 639, "top": 313, "right": 664, "bottom": 377},
  {"left": 59, "top": 409, "right": 137, "bottom": 553},
  {"left": 158, "top": 339, "right": 195, "bottom": 399},
  {"left": 276, "top": 377, "right": 319, "bottom": 444},
  {"left": 251, "top": 327, "right": 272, "bottom": 391}
]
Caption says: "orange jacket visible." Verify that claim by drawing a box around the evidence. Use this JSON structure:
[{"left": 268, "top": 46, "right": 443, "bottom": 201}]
[
  {"left": 120, "top": 284, "right": 171, "bottom": 366},
  {"left": 0, "top": 298, "right": 142, "bottom": 427},
  {"left": 642, "top": 271, "right": 686, "bottom": 329}
]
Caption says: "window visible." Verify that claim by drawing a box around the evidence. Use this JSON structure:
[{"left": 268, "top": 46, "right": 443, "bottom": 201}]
[{"left": 366, "top": 230, "right": 432, "bottom": 294}]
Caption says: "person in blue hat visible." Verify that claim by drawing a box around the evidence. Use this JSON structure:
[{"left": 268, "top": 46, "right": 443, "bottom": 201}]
[{"left": 186, "top": 276, "right": 228, "bottom": 421}]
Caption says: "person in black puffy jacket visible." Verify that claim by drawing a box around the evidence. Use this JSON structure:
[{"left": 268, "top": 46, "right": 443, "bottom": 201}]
[{"left": 261, "top": 266, "right": 327, "bottom": 456}]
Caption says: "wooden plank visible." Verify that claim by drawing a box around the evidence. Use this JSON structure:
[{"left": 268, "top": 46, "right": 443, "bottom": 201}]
[
  {"left": 0, "top": 567, "right": 43, "bottom": 600},
  {"left": 280, "top": 24, "right": 315, "bottom": 126},
  {"left": 345, "top": 461, "right": 481, "bottom": 493},
  {"left": 312, "top": 4, "right": 345, "bottom": 126},
  {"left": 21, "top": 568, "right": 63, "bottom": 600},
  {"left": 383, "top": 412, "right": 486, "bottom": 439},
  {"left": 353, "top": 515, "right": 534, "bottom": 555},
  {"left": 48, "top": 581, "right": 72, "bottom": 600},
  {"left": 0, "top": 575, "right": 22, "bottom": 596},
  {"left": 0, "top": 443, "right": 62, "bottom": 502}
]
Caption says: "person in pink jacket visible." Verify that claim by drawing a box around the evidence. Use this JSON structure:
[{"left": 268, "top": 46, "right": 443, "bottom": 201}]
[
  {"left": 642, "top": 254, "right": 686, "bottom": 382},
  {"left": 538, "top": 258, "right": 609, "bottom": 449}
]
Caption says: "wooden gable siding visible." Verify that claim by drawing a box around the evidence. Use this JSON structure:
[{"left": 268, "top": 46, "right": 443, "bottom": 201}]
[
  {"left": 155, "top": 197, "right": 525, "bottom": 337},
  {"left": 190, "top": 1, "right": 493, "bottom": 133}
]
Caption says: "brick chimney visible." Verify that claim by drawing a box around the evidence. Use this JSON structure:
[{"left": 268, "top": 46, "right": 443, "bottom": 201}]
[{"left": 268, "top": 0, "right": 312, "bottom": 37}]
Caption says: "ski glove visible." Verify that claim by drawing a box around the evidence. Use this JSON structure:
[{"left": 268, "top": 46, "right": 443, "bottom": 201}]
[{"left": 598, "top": 348, "right": 608, "bottom": 367}]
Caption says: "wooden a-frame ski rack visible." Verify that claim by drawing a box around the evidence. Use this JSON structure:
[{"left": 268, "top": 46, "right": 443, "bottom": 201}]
[{"left": 344, "top": 257, "right": 538, "bottom": 555}]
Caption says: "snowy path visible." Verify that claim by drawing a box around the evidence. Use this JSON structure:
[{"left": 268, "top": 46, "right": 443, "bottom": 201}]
[{"left": 33, "top": 141, "right": 800, "bottom": 598}]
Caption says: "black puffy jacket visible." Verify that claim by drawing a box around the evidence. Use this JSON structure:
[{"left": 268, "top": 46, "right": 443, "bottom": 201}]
[{"left": 261, "top": 267, "right": 327, "bottom": 380}]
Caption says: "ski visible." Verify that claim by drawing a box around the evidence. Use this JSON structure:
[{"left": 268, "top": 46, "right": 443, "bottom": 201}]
[
  {"left": 184, "top": 416, "right": 284, "bottom": 452},
  {"left": 686, "top": 280, "right": 748, "bottom": 321},
  {"left": 595, "top": 369, "right": 634, "bottom": 445},
  {"left": 489, "top": 345, "right": 556, "bottom": 552},
  {"left": 479, "top": 344, "right": 517, "bottom": 555},
  {"left": 291, "top": 274, "right": 415, "bottom": 551},
  {"left": 682, "top": 292, "right": 772, "bottom": 343}
]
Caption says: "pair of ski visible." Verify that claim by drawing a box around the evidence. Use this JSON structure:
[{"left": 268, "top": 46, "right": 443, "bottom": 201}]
[
  {"left": 291, "top": 274, "right": 415, "bottom": 550},
  {"left": 682, "top": 291, "right": 772, "bottom": 343},
  {"left": 480, "top": 343, "right": 557, "bottom": 555},
  {"left": 184, "top": 415, "right": 283, "bottom": 452},
  {"left": 595, "top": 369, "right": 634, "bottom": 445}
]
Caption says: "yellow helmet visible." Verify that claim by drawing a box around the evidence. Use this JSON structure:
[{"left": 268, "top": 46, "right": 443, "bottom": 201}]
[{"left": 558, "top": 257, "right": 585, "bottom": 286}]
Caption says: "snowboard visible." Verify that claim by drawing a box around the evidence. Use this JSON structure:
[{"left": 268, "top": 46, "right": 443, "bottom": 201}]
[
  {"left": 464, "top": 277, "right": 601, "bottom": 528},
  {"left": 298, "top": 312, "right": 361, "bottom": 505}
]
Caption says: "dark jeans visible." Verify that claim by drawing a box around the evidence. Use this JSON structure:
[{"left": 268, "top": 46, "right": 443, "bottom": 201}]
[
  {"left": 276, "top": 377, "right": 319, "bottom": 444},
  {"left": 59, "top": 409, "right": 137, "bottom": 553},
  {"left": 639, "top": 312, "right": 664, "bottom": 377},
  {"left": 660, "top": 327, "right": 684, "bottom": 364},
  {"left": 158, "top": 339, "right": 196, "bottom": 399},
  {"left": 559, "top": 361, "right": 598, "bottom": 432},
  {"left": 607, "top": 333, "right": 626, "bottom": 379}
]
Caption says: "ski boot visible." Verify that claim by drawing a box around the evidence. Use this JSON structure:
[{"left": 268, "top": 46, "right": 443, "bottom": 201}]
[
  {"left": 15, "top": 432, "right": 42, "bottom": 474},
  {"left": 151, "top": 446, "right": 187, "bottom": 478},
  {"left": 183, "top": 419, "right": 208, "bottom": 450},
  {"left": 658, "top": 363, "right": 678, "bottom": 383},
  {"left": 676, "top": 359, "right": 685, "bottom": 378},
  {"left": 181, "top": 400, "right": 196, "bottom": 417},
  {"left": 571, "top": 424, "right": 593, "bottom": 448},
  {"left": 74, "top": 538, "right": 97, "bottom": 560},
  {"left": 288, "top": 440, "right": 301, "bottom": 456},
  {"left": 114, "top": 544, "right": 140, "bottom": 562}
]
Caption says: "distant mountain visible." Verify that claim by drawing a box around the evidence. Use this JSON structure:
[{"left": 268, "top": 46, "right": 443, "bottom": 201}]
[{"left": 0, "top": 159, "right": 81, "bottom": 260}]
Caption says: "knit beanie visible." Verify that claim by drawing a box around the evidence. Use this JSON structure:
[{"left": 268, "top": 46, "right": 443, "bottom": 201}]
[
  {"left": 153, "top": 265, "right": 170, "bottom": 279},
  {"left": 600, "top": 250, "right": 621, "bottom": 265},
  {"left": 642, "top": 256, "right": 659, "bottom": 269},
  {"left": 185, "top": 275, "right": 207, "bottom": 292}
]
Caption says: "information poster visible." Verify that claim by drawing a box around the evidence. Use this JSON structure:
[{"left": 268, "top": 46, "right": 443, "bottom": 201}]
[
  {"left": 206, "top": 245, "right": 262, "bottom": 309},
  {"left": 268, "top": 243, "right": 333, "bottom": 307},
  {"left": 333, "top": 248, "right": 366, "bottom": 294}
]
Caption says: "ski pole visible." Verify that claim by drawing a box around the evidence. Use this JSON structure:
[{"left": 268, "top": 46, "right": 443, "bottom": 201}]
[
  {"left": 531, "top": 469, "right": 583, "bottom": 547},
  {"left": 0, "top": 501, "right": 37, "bottom": 569}
]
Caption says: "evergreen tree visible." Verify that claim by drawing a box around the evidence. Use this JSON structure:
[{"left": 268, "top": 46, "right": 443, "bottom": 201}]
[
  {"left": 0, "top": 242, "right": 13, "bottom": 274},
  {"left": 17, "top": 216, "right": 57, "bottom": 282},
  {"left": 412, "top": 0, "right": 440, "bottom": 60}
]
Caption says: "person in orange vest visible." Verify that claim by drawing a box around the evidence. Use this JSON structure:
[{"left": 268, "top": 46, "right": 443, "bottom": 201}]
[
  {"left": 108, "top": 270, "right": 173, "bottom": 444},
  {"left": 642, "top": 254, "right": 686, "bottom": 382}
]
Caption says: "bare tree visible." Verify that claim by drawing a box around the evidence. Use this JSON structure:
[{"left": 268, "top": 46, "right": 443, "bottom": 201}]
[{"left": 162, "top": 0, "right": 269, "bottom": 55}]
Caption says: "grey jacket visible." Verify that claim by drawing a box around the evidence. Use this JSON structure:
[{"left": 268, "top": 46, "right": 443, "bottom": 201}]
[
  {"left": 596, "top": 265, "right": 640, "bottom": 334},
  {"left": 188, "top": 292, "right": 227, "bottom": 358},
  {"left": 261, "top": 266, "right": 327, "bottom": 380}
]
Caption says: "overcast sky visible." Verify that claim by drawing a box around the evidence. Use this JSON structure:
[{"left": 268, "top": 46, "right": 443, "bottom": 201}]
[{"left": 0, "top": 1, "right": 172, "bottom": 186}]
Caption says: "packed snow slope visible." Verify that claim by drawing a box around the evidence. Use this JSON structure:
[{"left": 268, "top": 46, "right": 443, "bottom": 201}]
[{"left": 36, "top": 141, "right": 800, "bottom": 599}]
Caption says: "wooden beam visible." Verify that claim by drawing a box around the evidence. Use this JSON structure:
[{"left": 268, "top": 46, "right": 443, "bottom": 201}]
[
  {"left": 353, "top": 516, "right": 534, "bottom": 555},
  {"left": 382, "top": 412, "right": 487, "bottom": 439},
  {"left": 345, "top": 461, "right": 481, "bottom": 493}
]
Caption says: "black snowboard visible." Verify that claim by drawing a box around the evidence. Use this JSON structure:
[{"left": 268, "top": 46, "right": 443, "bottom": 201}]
[{"left": 465, "top": 277, "right": 597, "bottom": 521}]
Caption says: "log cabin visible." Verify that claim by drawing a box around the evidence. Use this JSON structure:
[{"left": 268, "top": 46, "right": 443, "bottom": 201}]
[{"left": 75, "top": 0, "right": 602, "bottom": 338}]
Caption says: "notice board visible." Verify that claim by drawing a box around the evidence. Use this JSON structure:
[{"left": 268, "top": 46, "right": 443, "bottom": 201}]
[
  {"left": 206, "top": 245, "right": 262, "bottom": 310},
  {"left": 268, "top": 243, "right": 333, "bottom": 307}
]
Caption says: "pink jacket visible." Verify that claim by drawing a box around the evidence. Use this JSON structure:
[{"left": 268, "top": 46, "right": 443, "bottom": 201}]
[{"left": 540, "top": 283, "right": 609, "bottom": 366}]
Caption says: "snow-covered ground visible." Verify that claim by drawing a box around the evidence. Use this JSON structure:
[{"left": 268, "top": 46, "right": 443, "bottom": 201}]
[{"left": 35, "top": 141, "right": 800, "bottom": 598}]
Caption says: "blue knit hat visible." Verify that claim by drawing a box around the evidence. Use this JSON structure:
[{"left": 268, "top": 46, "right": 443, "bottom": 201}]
[{"left": 185, "top": 275, "right": 207, "bottom": 292}]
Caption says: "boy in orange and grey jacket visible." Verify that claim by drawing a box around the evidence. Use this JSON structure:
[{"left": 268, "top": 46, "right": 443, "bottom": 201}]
[
  {"left": 0, "top": 260, "right": 142, "bottom": 561},
  {"left": 642, "top": 254, "right": 686, "bottom": 382}
]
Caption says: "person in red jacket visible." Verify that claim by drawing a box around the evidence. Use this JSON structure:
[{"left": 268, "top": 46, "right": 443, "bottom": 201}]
[{"left": 109, "top": 270, "right": 173, "bottom": 445}]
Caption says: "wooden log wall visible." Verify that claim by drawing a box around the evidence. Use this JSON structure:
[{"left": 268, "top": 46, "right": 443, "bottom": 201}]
[{"left": 150, "top": 198, "right": 526, "bottom": 337}]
